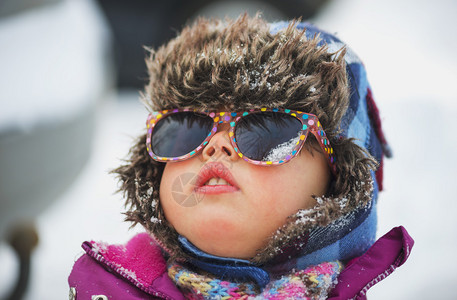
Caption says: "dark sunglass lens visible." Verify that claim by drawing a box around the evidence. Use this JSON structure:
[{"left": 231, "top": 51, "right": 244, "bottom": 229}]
[
  {"left": 235, "top": 112, "right": 302, "bottom": 161},
  {"left": 151, "top": 112, "right": 213, "bottom": 157}
]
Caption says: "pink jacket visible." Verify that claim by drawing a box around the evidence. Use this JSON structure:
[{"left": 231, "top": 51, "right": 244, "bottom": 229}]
[{"left": 68, "top": 226, "right": 413, "bottom": 299}]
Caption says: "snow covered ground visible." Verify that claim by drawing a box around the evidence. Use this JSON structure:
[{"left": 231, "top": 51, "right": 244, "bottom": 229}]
[{"left": 1, "top": 0, "right": 456, "bottom": 299}]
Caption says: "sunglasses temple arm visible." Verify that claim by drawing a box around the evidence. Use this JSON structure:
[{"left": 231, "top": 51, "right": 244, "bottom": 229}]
[{"left": 310, "top": 129, "right": 337, "bottom": 176}]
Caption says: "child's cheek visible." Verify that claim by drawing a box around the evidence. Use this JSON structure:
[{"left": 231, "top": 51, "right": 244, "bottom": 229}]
[
  {"left": 243, "top": 163, "right": 299, "bottom": 199},
  {"left": 159, "top": 163, "right": 192, "bottom": 224}
]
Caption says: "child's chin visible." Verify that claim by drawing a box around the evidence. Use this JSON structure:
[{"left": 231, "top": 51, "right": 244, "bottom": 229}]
[
  {"left": 191, "top": 221, "right": 259, "bottom": 259},
  {"left": 196, "top": 239, "right": 257, "bottom": 259}
]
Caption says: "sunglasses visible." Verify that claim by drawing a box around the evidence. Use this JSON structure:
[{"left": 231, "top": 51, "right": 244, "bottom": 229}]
[{"left": 146, "top": 108, "right": 336, "bottom": 174}]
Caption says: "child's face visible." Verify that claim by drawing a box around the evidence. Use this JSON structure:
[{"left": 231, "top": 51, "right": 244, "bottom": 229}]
[{"left": 159, "top": 124, "right": 331, "bottom": 259}]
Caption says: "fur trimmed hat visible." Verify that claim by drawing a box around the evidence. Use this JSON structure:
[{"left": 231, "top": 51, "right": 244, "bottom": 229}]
[{"left": 114, "top": 15, "right": 390, "bottom": 266}]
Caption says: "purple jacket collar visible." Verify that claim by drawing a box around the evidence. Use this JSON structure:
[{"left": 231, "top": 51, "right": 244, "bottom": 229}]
[
  {"left": 68, "top": 226, "right": 413, "bottom": 299},
  {"left": 69, "top": 233, "right": 185, "bottom": 300},
  {"left": 330, "top": 226, "right": 414, "bottom": 299}
]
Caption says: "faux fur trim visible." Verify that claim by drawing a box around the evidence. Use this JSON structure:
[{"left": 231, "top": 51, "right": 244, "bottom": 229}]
[
  {"left": 252, "top": 178, "right": 374, "bottom": 264},
  {"left": 143, "top": 15, "right": 347, "bottom": 136},
  {"left": 113, "top": 15, "right": 377, "bottom": 264}
]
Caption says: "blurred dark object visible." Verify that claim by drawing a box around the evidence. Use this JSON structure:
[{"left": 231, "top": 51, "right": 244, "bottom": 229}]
[
  {"left": 0, "top": 0, "right": 112, "bottom": 298},
  {"left": 96, "top": 0, "right": 331, "bottom": 89},
  {"left": 0, "top": 0, "right": 62, "bottom": 18},
  {"left": 5, "top": 222, "right": 39, "bottom": 300}
]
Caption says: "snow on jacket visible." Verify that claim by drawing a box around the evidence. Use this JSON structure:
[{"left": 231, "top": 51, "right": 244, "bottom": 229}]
[{"left": 68, "top": 226, "right": 413, "bottom": 300}]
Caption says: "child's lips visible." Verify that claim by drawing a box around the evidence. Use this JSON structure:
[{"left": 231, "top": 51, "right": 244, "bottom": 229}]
[
  {"left": 194, "top": 162, "right": 240, "bottom": 194},
  {"left": 195, "top": 185, "right": 240, "bottom": 194}
]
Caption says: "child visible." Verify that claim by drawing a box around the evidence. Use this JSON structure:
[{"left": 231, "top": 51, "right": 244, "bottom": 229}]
[{"left": 69, "top": 15, "right": 413, "bottom": 299}]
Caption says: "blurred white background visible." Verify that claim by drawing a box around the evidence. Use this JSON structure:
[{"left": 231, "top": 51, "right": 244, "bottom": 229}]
[{"left": 0, "top": 0, "right": 456, "bottom": 299}]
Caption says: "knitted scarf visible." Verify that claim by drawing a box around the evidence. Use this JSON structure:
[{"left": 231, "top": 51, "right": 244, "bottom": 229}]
[
  {"left": 166, "top": 236, "right": 341, "bottom": 299},
  {"left": 168, "top": 261, "right": 341, "bottom": 300}
]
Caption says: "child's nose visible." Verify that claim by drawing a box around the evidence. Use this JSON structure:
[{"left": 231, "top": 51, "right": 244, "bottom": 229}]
[{"left": 201, "top": 125, "right": 238, "bottom": 162}]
